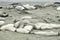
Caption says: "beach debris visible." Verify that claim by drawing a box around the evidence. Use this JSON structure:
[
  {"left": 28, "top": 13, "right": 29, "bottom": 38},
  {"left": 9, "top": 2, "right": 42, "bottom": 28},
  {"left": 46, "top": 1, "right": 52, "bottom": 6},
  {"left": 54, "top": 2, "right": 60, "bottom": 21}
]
[
  {"left": 0, "top": 11, "right": 8, "bottom": 17},
  {"left": 57, "top": 7, "right": 60, "bottom": 10},
  {"left": 0, "top": 24, "right": 16, "bottom": 32},
  {"left": 16, "top": 28, "right": 30, "bottom": 33},
  {"left": 0, "top": 21, "right": 5, "bottom": 26},
  {"left": 23, "top": 4, "right": 36, "bottom": 10},
  {"left": 32, "top": 31, "right": 59, "bottom": 36}
]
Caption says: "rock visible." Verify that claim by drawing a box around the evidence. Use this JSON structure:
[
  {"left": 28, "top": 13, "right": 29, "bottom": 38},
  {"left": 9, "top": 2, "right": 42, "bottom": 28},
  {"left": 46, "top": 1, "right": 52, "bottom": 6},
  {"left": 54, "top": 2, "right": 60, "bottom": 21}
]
[
  {"left": 57, "top": 7, "right": 60, "bottom": 10},
  {"left": 32, "top": 31, "right": 59, "bottom": 36},
  {"left": 0, "top": 11, "right": 8, "bottom": 17},
  {"left": 16, "top": 28, "right": 30, "bottom": 33},
  {"left": 48, "top": 24, "right": 60, "bottom": 29},
  {"left": 14, "top": 19, "right": 32, "bottom": 28},
  {"left": 19, "top": 20, "right": 30, "bottom": 28},
  {"left": 0, "top": 21, "right": 5, "bottom": 26},
  {"left": 14, "top": 21, "right": 20, "bottom": 28},
  {"left": 0, "top": 24, "right": 16, "bottom": 32},
  {"left": 15, "top": 6, "right": 25, "bottom": 11},
  {"left": 40, "top": 24, "right": 53, "bottom": 29},
  {"left": 34, "top": 23, "right": 46, "bottom": 30},
  {"left": 14, "top": 20, "right": 31, "bottom": 28},
  {"left": 35, "top": 23, "right": 60, "bottom": 30},
  {"left": 23, "top": 4, "right": 36, "bottom": 10},
  {"left": 24, "top": 25, "right": 33, "bottom": 31}
]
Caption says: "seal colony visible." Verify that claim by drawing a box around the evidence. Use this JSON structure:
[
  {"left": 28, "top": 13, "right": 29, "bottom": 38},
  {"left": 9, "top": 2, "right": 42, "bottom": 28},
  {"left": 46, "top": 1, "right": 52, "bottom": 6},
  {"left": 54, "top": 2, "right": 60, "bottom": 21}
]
[{"left": 0, "top": 2, "right": 60, "bottom": 36}]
